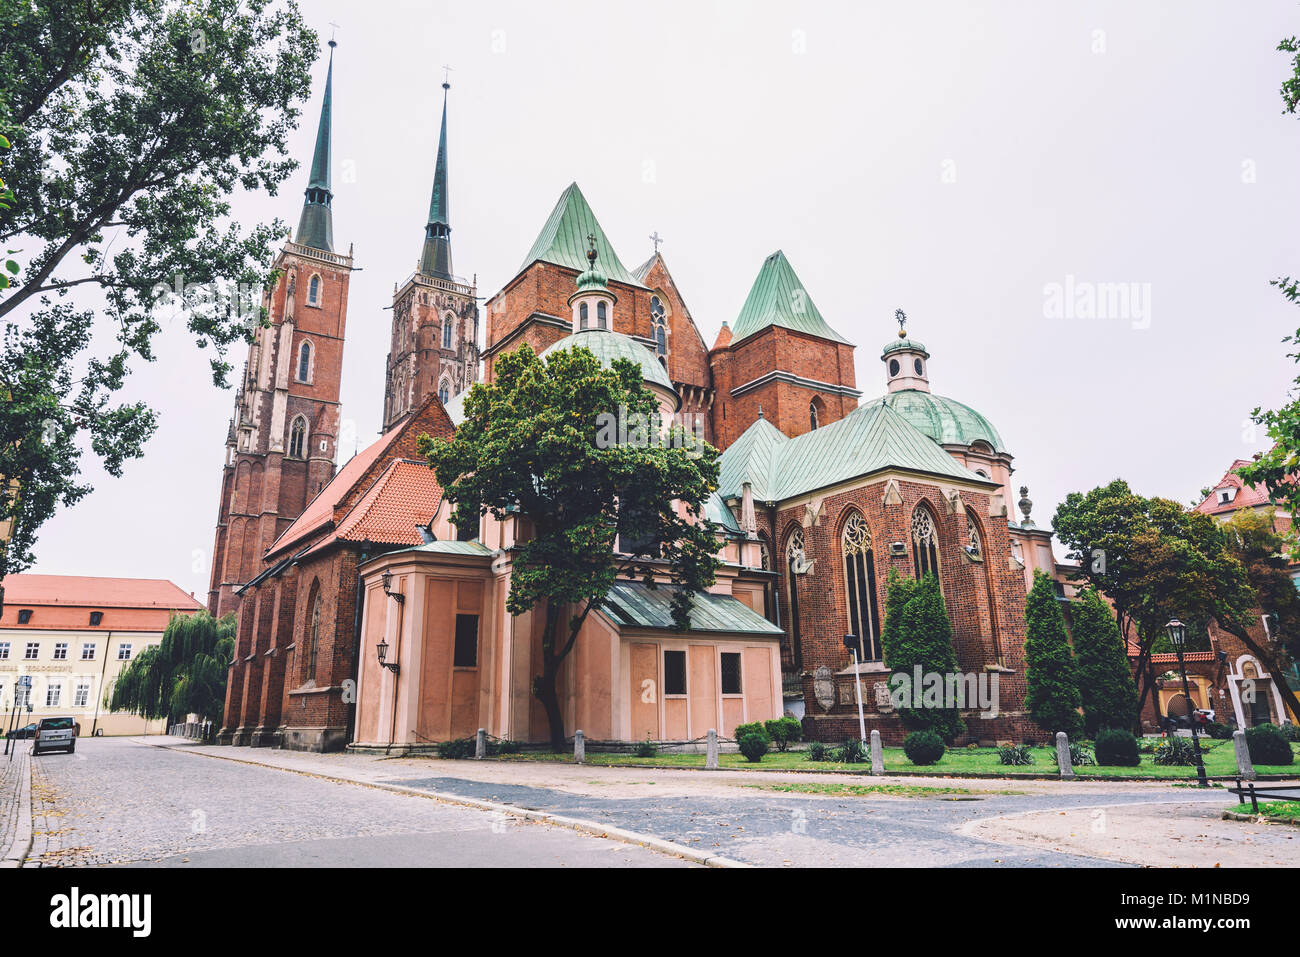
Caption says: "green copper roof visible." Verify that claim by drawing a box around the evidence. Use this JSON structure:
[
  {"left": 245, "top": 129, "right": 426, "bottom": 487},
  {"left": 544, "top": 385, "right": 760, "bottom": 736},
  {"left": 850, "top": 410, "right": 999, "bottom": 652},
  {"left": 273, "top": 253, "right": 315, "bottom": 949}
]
[
  {"left": 392, "top": 539, "right": 493, "bottom": 558},
  {"left": 703, "top": 490, "right": 742, "bottom": 535},
  {"left": 419, "top": 84, "right": 453, "bottom": 279},
  {"left": 295, "top": 42, "right": 335, "bottom": 252},
  {"left": 718, "top": 402, "right": 985, "bottom": 503},
  {"left": 517, "top": 183, "right": 643, "bottom": 286},
  {"left": 601, "top": 580, "right": 783, "bottom": 636},
  {"left": 539, "top": 329, "right": 677, "bottom": 403},
  {"left": 729, "top": 250, "right": 848, "bottom": 345},
  {"left": 428, "top": 86, "right": 449, "bottom": 227},
  {"left": 882, "top": 336, "right": 929, "bottom": 357},
  {"left": 862, "top": 391, "right": 1007, "bottom": 454}
]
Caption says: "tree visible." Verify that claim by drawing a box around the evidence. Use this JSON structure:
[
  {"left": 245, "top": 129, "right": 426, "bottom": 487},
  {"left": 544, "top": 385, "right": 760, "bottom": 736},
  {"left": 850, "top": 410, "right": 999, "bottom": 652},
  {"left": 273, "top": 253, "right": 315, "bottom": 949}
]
[
  {"left": 1222, "top": 508, "right": 1300, "bottom": 665},
  {"left": 109, "top": 610, "right": 234, "bottom": 723},
  {"left": 420, "top": 343, "right": 721, "bottom": 751},
  {"left": 1023, "top": 570, "right": 1084, "bottom": 739},
  {"left": 0, "top": 0, "right": 318, "bottom": 591},
  {"left": 879, "top": 570, "right": 964, "bottom": 742},
  {"left": 1070, "top": 588, "right": 1138, "bottom": 736}
]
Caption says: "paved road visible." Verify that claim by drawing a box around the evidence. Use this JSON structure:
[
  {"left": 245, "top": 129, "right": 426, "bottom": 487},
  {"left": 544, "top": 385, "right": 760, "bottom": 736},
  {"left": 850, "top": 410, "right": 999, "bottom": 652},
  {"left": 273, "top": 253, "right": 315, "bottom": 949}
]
[{"left": 23, "top": 737, "right": 690, "bottom": 867}]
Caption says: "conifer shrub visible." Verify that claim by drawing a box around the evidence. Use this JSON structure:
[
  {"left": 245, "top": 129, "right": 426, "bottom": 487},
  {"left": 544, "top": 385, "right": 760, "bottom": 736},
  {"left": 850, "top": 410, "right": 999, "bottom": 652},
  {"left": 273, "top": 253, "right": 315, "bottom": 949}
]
[
  {"left": 739, "top": 733, "right": 768, "bottom": 763},
  {"left": 903, "top": 729, "right": 945, "bottom": 765},
  {"left": 1245, "top": 724, "right": 1294, "bottom": 765},
  {"left": 1095, "top": 728, "right": 1141, "bottom": 766},
  {"left": 1070, "top": 588, "right": 1138, "bottom": 736},
  {"left": 880, "top": 571, "right": 964, "bottom": 742},
  {"left": 1023, "top": 571, "right": 1084, "bottom": 739}
]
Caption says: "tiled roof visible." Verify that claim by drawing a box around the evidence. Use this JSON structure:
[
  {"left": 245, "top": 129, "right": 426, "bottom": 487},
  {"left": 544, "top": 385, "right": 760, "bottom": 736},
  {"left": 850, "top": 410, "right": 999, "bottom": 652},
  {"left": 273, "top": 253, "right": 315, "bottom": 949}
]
[
  {"left": 516, "top": 183, "right": 642, "bottom": 287},
  {"left": 600, "top": 580, "right": 783, "bottom": 636},
  {"left": 1, "top": 574, "right": 202, "bottom": 610},
  {"left": 335, "top": 460, "right": 443, "bottom": 545},
  {"left": 729, "top": 250, "right": 847, "bottom": 345},
  {"left": 1193, "top": 459, "right": 1275, "bottom": 515},
  {"left": 718, "top": 401, "right": 986, "bottom": 503}
]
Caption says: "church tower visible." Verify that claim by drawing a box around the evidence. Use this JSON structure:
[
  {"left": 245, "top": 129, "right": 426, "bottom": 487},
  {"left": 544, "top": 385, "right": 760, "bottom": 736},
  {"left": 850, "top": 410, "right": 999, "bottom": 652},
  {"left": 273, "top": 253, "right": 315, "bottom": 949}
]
[
  {"left": 207, "top": 41, "right": 355, "bottom": 618},
  {"left": 382, "top": 80, "right": 479, "bottom": 431}
]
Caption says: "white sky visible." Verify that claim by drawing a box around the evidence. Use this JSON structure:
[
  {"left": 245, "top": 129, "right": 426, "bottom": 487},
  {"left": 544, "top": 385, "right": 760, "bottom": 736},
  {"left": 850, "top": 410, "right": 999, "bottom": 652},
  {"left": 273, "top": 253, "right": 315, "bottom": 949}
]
[{"left": 28, "top": 0, "right": 1300, "bottom": 599}]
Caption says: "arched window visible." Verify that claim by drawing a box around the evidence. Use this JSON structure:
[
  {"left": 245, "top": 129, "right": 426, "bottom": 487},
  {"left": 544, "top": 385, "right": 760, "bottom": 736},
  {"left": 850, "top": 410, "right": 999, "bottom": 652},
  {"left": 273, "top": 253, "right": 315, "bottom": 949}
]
[
  {"left": 596, "top": 300, "right": 607, "bottom": 329},
  {"left": 809, "top": 401, "right": 819, "bottom": 431},
  {"left": 966, "top": 514, "right": 983, "bottom": 558},
  {"left": 307, "top": 274, "right": 321, "bottom": 305},
  {"left": 442, "top": 315, "right": 453, "bottom": 349},
  {"left": 297, "top": 340, "right": 311, "bottom": 382},
  {"left": 784, "top": 528, "right": 805, "bottom": 670},
  {"left": 438, "top": 379, "right": 451, "bottom": 404},
  {"left": 305, "top": 583, "right": 321, "bottom": 681},
  {"left": 651, "top": 295, "right": 668, "bottom": 355},
  {"left": 579, "top": 302, "right": 589, "bottom": 330},
  {"left": 288, "top": 415, "right": 307, "bottom": 458},
  {"left": 912, "top": 505, "right": 941, "bottom": 586},
  {"left": 842, "top": 512, "right": 881, "bottom": 661}
]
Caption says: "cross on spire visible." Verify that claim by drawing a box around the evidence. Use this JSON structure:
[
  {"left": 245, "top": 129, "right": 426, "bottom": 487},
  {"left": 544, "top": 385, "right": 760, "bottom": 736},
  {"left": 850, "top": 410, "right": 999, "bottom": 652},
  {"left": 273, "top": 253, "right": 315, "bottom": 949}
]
[
  {"left": 328, "top": 20, "right": 340, "bottom": 46},
  {"left": 649, "top": 231, "right": 663, "bottom": 253},
  {"left": 895, "top": 308, "right": 907, "bottom": 338},
  {"left": 441, "top": 64, "right": 453, "bottom": 90}
]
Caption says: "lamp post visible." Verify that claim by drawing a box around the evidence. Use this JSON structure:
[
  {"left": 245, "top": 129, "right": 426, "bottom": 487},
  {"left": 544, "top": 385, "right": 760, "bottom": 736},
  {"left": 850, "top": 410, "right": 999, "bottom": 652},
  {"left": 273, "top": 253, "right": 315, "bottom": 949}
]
[
  {"left": 843, "top": 634, "right": 867, "bottom": 744},
  {"left": 1166, "top": 619, "right": 1208, "bottom": 787}
]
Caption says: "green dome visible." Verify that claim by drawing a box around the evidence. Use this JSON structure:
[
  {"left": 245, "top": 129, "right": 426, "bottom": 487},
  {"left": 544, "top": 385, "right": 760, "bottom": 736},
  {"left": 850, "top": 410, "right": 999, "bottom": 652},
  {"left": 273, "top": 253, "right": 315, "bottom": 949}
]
[
  {"left": 882, "top": 336, "right": 929, "bottom": 357},
  {"left": 540, "top": 329, "right": 679, "bottom": 408},
  {"left": 575, "top": 263, "right": 608, "bottom": 292},
  {"left": 863, "top": 390, "right": 1007, "bottom": 454}
]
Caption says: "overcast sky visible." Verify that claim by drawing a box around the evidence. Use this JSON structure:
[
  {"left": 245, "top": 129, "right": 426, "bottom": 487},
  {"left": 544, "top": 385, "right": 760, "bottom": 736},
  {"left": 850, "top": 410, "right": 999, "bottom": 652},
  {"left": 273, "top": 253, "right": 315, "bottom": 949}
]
[{"left": 27, "top": 0, "right": 1300, "bottom": 599}]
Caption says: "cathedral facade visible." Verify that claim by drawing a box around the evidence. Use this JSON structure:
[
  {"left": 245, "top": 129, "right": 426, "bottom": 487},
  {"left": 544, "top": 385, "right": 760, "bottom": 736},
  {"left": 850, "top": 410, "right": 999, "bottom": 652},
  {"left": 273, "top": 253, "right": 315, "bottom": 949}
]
[{"left": 214, "top": 46, "right": 1053, "bottom": 751}]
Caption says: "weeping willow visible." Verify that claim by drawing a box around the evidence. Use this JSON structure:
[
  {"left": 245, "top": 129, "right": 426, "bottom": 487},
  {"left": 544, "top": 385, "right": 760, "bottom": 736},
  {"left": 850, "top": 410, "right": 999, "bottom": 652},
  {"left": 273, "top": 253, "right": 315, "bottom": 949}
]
[{"left": 108, "top": 612, "right": 235, "bottom": 723}]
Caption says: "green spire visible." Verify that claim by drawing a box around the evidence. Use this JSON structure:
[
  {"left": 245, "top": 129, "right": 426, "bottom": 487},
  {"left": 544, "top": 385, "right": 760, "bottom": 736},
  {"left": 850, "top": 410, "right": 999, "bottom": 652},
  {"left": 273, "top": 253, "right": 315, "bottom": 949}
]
[
  {"left": 295, "top": 40, "right": 336, "bottom": 252},
  {"left": 517, "top": 183, "right": 642, "bottom": 286},
  {"left": 729, "top": 250, "right": 847, "bottom": 345},
  {"left": 419, "top": 81, "right": 453, "bottom": 279}
]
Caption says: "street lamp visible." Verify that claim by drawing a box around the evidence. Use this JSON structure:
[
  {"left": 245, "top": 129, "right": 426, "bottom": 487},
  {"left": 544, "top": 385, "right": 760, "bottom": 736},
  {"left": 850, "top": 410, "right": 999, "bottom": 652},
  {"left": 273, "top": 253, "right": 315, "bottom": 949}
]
[
  {"left": 376, "top": 638, "right": 399, "bottom": 674},
  {"left": 842, "top": 634, "right": 867, "bottom": 744},
  {"left": 1166, "top": 618, "right": 1208, "bottom": 787}
]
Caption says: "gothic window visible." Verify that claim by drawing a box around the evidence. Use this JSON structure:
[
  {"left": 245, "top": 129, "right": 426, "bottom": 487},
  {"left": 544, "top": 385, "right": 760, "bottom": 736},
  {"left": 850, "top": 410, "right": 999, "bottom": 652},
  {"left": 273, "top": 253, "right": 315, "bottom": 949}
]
[
  {"left": 306, "top": 584, "right": 321, "bottom": 680},
  {"left": 912, "top": 505, "right": 941, "bottom": 587},
  {"left": 842, "top": 512, "right": 881, "bottom": 661},
  {"left": 438, "top": 379, "right": 451, "bottom": 405},
  {"left": 307, "top": 274, "right": 321, "bottom": 306},
  {"left": 579, "top": 302, "right": 589, "bottom": 330},
  {"left": 296, "top": 340, "right": 311, "bottom": 382},
  {"left": 596, "top": 300, "right": 608, "bottom": 329},
  {"left": 809, "top": 401, "right": 819, "bottom": 431},
  {"left": 784, "top": 528, "right": 805, "bottom": 670},
  {"left": 966, "top": 514, "right": 983, "bottom": 558},
  {"left": 651, "top": 295, "right": 668, "bottom": 355},
  {"left": 758, "top": 537, "right": 771, "bottom": 571},
  {"left": 288, "top": 415, "right": 308, "bottom": 458},
  {"left": 442, "top": 315, "right": 454, "bottom": 349}
]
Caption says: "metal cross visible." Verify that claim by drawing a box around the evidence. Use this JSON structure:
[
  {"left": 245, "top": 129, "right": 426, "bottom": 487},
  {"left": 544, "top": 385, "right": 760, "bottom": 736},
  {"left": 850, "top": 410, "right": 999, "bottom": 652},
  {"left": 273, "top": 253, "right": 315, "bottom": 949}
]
[
  {"left": 895, "top": 308, "right": 907, "bottom": 334},
  {"left": 649, "top": 231, "right": 663, "bottom": 253},
  {"left": 442, "top": 64, "right": 454, "bottom": 86},
  {"left": 328, "top": 21, "right": 341, "bottom": 42}
]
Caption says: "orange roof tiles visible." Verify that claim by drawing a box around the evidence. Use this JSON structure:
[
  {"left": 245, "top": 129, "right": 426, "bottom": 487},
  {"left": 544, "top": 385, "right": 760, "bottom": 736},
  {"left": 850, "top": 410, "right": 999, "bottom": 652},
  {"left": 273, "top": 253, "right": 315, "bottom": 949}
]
[{"left": 0, "top": 575, "right": 202, "bottom": 632}]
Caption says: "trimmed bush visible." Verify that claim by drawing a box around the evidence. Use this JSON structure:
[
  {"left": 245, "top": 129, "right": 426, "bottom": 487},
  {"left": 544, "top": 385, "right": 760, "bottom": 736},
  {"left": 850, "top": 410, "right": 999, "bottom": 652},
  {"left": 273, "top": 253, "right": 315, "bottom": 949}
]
[
  {"left": 764, "top": 716, "right": 802, "bottom": 752},
  {"left": 1070, "top": 588, "right": 1139, "bottom": 737},
  {"left": 1095, "top": 728, "right": 1141, "bottom": 766},
  {"left": 634, "top": 739, "right": 657, "bottom": 758},
  {"left": 837, "top": 738, "right": 868, "bottom": 763},
  {"left": 998, "top": 744, "right": 1034, "bottom": 766},
  {"left": 806, "top": 741, "right": 831, "bottom": 762},
  {"left": 1023, "top": 571, "right": 1084, "bottom": 739},
  {"left": 436, "top": 738, "right": 475, "bottom": 760},
  {"left": 733, "top": 722, "right": 769, "bottom": 746},
  {"left": 1245, "top": 724, "right": 1294, "bottom": 765},
  {"left": 903, "top": 729, "right": 945, "bottom": 766},
  {"left": 1279, "top": 723, "right": 1300, "bottom": 744},
  {"left": 1152, "top": 737, "right": 1200, "bottom": 766},
  {"left": 738, "top": 733, "right": 768, "bottom": 763},
  {"left": 1205, "top": 722, "right": 1233, "bottom": 741}
]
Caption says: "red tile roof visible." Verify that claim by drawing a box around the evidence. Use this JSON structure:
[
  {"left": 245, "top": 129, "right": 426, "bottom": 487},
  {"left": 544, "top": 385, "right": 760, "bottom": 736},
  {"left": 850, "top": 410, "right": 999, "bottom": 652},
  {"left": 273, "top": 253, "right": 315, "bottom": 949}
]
[
  {"left": 1194, "top": 459, "right": 1276, "bottom": 515},
  {"left": 335, "top": 459, "right": 442, "bottom": 545},
  {"left": 2, "top": 575, "right": 202, "bottom": 610}
]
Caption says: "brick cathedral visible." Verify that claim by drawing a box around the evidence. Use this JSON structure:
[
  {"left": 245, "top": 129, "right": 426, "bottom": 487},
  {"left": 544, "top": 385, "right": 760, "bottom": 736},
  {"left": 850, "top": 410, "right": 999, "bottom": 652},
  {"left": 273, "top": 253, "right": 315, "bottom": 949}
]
[{"left": 212, "top": 45, "right": 1063, "bottom": 751}]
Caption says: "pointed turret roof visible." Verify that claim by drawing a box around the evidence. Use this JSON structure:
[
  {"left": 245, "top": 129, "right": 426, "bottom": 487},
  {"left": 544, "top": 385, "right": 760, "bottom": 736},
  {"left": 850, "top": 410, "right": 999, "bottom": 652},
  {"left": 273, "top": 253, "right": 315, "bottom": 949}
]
[
  {"left": 295, "top": 41, "right": 336, "bottom": 252},
  {"left": 418, "top": 81, "right": 454, "bottom": 279},
  {"left": 729, "top": 250, "right": 847, "bottom": 345},
  {"left": 517, "top": 183, "right": 643, "bottom": 286},
  {"left": 711, "top": 321, "right": 733, "bottom": 351}
]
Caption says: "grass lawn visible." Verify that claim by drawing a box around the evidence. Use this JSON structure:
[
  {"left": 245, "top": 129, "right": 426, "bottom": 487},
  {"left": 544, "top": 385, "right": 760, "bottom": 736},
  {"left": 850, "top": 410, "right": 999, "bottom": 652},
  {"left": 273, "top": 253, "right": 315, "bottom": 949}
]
[
  {"left": 485, "top": 740, "right": 1300, "bottom": 780},
  {"left": 1225, "top": 799, "right": 1300, "bottom": 821}
]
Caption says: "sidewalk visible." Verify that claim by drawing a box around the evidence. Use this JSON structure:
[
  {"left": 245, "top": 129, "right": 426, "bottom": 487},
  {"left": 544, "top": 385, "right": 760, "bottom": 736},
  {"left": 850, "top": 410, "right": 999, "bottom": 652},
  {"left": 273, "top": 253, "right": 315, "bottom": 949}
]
[{"left": 0, "top": 742, "right": 32, "bottom": 867}]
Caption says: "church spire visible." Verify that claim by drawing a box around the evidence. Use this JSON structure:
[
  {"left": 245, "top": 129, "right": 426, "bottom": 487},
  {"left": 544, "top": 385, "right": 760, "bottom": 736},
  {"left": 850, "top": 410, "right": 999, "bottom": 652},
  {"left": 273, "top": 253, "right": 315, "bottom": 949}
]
[
  {"left": 295, "top": 40, "right": 336, "bottom": 252},
  {"left": 419, "top": 78, "right": 454, "bottom": 280}
]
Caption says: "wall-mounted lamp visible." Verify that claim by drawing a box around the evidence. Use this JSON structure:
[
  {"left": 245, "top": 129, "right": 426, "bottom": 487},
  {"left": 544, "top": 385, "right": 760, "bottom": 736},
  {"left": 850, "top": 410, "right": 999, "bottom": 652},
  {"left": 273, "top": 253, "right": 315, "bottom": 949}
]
[
  {"left": 380, "top": 570, "right": 404, "bottom": 604},
  {"left": 376, "top": 638, "right": 399, "bottom": 674}
]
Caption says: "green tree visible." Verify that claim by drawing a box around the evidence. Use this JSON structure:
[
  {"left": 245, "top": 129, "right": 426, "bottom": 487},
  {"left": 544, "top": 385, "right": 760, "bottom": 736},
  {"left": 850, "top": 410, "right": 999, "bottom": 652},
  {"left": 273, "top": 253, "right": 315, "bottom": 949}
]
[
  {"left": 0, "top": 0, "right": 318, "bottom": 592},
  {"left": 880, "top": 571, "right": 964, "bottom": 742},
  {"left": 420, "top": 343, "right": 722, "bottom": 751},
  {"left": 1070, "top": 588, "right": 1138, "bottom": 736},
  {"left": 109, "top": 610, "right": 234, "bottom": 723},
  {"left": 1023, "top": 570, "right": 1084, "bottom": 738}
]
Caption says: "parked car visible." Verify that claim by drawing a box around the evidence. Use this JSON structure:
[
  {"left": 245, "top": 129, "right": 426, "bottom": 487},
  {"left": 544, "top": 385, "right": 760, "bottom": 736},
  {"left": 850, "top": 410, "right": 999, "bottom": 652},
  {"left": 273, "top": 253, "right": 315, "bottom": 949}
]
[
  {"left": 6, "top": 723, "right": 36, "bottom": 739},
  {"left": 1163, "top": 708, "right": 1216, "bottom": 732},
  {"left": 32, "top": 716, "right": 76, "bottom": 755}
]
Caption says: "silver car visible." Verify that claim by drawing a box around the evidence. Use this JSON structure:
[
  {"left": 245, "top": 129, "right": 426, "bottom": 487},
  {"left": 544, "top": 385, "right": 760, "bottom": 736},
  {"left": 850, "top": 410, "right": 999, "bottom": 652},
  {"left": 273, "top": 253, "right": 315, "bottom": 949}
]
[{"left": 33, "top": 716, "right": 76, "bottom": 755}]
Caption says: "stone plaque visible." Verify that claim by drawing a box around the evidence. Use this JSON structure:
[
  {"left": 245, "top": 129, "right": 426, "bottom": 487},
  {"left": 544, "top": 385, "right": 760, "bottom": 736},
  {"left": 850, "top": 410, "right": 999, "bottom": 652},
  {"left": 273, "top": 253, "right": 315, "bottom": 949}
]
[
  {"left": 873, "top": 681, "right": 894, "bottom": 712},
  {"left": 838, "top": 682, "right": 856, "bottom": 705},
  {"left": 813, "top": 666, "right": 835, "bottom": 712}
]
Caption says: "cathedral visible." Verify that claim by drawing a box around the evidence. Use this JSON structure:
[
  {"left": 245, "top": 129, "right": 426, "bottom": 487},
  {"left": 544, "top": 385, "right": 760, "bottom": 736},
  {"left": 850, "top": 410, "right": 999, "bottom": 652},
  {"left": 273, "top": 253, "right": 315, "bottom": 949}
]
[{"left": 213, "top": 46, "right": 1057, "bottom": 751}]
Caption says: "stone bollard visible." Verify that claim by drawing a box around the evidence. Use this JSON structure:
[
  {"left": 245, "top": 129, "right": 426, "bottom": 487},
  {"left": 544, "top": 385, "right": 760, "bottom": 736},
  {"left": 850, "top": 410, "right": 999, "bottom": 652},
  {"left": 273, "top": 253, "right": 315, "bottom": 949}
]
[
  {"left": 1056, "top": 731, "right": 1075, "bottom": 779},
  {"left": 1233, "top": 729, "right": 1256, "bottom": 781},
  {"left": 870, "top": 729, "right": 884, "bottom": 776},
  {"left": 574, "top": 729, "right": 585, "bottom": 764},
  {"left": 706, "top": 729, "right": 718, "bottom": 770},
  {"left": 475, "top": 728, "right": 486, "bottom": 760}
]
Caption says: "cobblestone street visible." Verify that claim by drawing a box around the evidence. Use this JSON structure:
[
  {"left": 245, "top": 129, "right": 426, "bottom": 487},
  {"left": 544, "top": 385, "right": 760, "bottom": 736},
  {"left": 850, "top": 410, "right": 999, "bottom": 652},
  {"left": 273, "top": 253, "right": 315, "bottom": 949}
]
[{"left": 19, "top": 736, "right": 690, "bottom": 867}]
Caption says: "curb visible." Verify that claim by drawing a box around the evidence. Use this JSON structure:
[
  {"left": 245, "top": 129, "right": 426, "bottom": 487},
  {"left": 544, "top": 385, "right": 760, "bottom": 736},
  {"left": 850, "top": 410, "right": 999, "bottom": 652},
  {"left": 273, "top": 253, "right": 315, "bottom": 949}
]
[
  {"left": 1221, "top": 809, "right": 1300, "bottom": 826},
  {"left": 138, "top": 739, "right": 746, "bottom": 868},
  {"left": 0, "top": 749, "right": 33, "bottom": 868}
]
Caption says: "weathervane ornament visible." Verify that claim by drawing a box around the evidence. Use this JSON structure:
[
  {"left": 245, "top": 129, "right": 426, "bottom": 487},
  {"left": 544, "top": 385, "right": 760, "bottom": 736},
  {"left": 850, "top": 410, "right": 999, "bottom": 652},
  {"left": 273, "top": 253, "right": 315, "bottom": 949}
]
[{"left": 896, "top": 308, "right": 907, "bottom": 338}]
